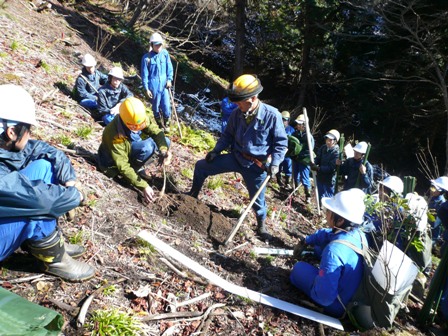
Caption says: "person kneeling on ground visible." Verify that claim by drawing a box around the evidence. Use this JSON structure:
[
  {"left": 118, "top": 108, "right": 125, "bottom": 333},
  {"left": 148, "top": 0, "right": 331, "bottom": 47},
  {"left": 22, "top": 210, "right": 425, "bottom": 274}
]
[
  {"left": 97, "top": 97, "right": 171, "bottom": 203},
  {"left": 97, "top": 67, "right": 133, "bottom": 126},
  {"left": 73, "top": 53, "right": 108, "bottom": 111},
  {"left": 0, "top": 84, "right": 95, "bottom": 282},
  {"left": 290, "top": 188, "right": 367, "bottom": 317}
]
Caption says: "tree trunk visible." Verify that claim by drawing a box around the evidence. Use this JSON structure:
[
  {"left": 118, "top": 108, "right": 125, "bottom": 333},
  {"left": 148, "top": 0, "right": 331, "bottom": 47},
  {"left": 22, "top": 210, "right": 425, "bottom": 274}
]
[
  {"left": 126, "top": 0, "right": 147, "bottom": 29},
  {"left": 233, "top": 0, "right": 246, "bottom": 79}
]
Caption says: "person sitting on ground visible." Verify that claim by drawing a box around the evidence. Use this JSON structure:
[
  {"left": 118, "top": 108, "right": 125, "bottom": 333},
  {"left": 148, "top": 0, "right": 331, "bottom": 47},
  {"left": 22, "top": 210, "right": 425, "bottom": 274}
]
[
  {"left": 290, "top": 188, "right": 367, "bottom": 317},
  {"left": 220, "top": 96, "right": 237, "bottom": 133},
  {"left": 0, "top": 84, "right": 95, "bottom": 282},
  {"left": 187, "top": 74, "right": 288, "bottom": 241},
  {"left": 141, "top": 32, "right": 174, "bottom": 130},
  {"left": 97, "top": 97, "right": 171, "bottom": 203},
  {"left": 428, "top": 176, "right": 448, "bottom": 243},
  {"left": 311, "top": 129, "right": 340, "bottom": 201},
  {"left": 276, "top": 111, "right": 295, "bottom": 190},
  {"left": 97, "top": 66, "right": 133, "bottom": 126},
  {"left": 73, "top": 53, "right": 108, "bottom": 111},
  {"left": 336, "top": 141, "right": 374, "bottom": 194},
  {"left": 289, "top": 114, "right": 315, "bottom": 203}
]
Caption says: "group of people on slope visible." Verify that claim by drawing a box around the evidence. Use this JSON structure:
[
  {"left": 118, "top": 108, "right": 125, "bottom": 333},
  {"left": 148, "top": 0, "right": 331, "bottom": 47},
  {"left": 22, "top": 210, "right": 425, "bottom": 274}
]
[{"left": 74, "top": 32, "right": 173, "bottom": 130}]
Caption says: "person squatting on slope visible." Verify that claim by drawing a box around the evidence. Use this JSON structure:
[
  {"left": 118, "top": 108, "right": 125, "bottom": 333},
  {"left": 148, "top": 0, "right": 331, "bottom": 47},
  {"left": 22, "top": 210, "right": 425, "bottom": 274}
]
[
  {"left": 187, "top": 74, "right": 288, "bottom": 240},
  {"left": 276, "top": 111, "right": 295, "bottom": 190},
  {"left": 97, "top": 66, "right": 133, "bottom": 126},
  {"left": 311, "top": 129, "right": 340, "bottom": 201},
  {"left": 428, "top": 176, "right": 448, "bottom": 243},
  {"left": 141, "top": 32, "right": 174, "bottom": 130},
  {"left": 0, "top": 84, "right": 95, "bottom": 282},
  {"left": 289, "top": 114, "right": 315, "bottom": 203},
  {"left": 290, "top": 188, "right": 367, "bottom": 317},
  {"left": 97, "top": 97, "right": 172, "bottom": 203},
  {"left": 73, "top": 53, "right": 108, "bottom": 110},
  {"left": 336, "top": 141, "right": 374, "bottom": 194}
]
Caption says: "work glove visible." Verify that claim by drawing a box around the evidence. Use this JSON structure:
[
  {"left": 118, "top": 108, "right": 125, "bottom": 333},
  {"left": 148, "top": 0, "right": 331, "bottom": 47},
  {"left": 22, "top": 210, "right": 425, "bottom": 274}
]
[
  {"left": 205, "top": 151, "right": 218, "bottom": 163},
  {"left": 146, "top": 89, "right": 153, "bottom": 99},
  {"left": 268, "top": 165, "right": 279, "bottom": 177},
  {"left": 166, "top": 80, "right": 172, "bottom": 89},
  {"left": 310, "top": 163, "right": 319, "bottom": 171},
  {"left": 292, "top": 236, "right": 307, "bottom": 259}
]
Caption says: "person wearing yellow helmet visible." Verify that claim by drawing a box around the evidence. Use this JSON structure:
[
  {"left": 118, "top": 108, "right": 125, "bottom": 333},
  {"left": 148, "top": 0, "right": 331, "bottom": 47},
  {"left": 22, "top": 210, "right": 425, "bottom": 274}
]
[
  {"left": 187, "top": 74, "right": 288, "bottom": 240},
  {"left": 311, "top": 129, "right": 340, "bottom": 201},
  {"left": 73, "top": 53, "right": 108, "bottom": 110},
  {"left": 141, "top": 32, "right": 174, "bottom": 130},
  {"left": 97, "top": 66, "right": 133, "bottom": 125},
  {"left": 0, "top": 84, "right": 95, "bottom": 282},
  {"left": 98, "top": 97, "right": 171, "bottom": 203}
]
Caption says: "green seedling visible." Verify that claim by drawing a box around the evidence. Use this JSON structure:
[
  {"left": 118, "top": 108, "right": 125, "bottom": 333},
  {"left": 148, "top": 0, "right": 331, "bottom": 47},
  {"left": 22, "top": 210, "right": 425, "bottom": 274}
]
[
  {"left": 207, "top": 176, "right": 224, "bottom": 190},
  {"left": 75, "top": 125, "right": 93, "bottom": 139},
  {"left": 59, "top": 134, "right": 74, "bottom": 147},
  {"left": 181, "top": 167, "right": 193, "bottom": 179},
  {"left": 137, "top": 238, "right": 156, "bottom": 257},
  {"left": 102, "top": 284, "right": 117, "bottom": 296},
  {"left": 87, "top": 308, "right": 143, "bottom": 336},
  {"left": 68, "top": 231, "right": 85, "bottom": 245}
]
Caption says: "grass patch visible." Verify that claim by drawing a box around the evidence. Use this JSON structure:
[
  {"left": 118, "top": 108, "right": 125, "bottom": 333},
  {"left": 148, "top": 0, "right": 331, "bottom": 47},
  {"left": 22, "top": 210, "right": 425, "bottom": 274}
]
[
  {"left": 102, "top": 284, "right": 117, "bottom": 297},
  {"left": 0, "top": 51, "right": 8, "bottom": 57},
  {"left": 68, "top": 231, "right": 85, "bottom": 245},
  {"left": 58, "top": 134, "right": 74, "bottom": 147},
  {"left": 10, "top": 40, "right": 20, "bottom": 51},
  {"left": 87, "top": 308, "right": 143, "bottom": 336},
  {"left": 75, "top": 125, "right": 93, "bottom": 139},
  {"left": 180, "top": 167, "right": 193, "bottom": 179},
  {"left": 136, "top": 238, "right": 156, "bottom": 257},
  {"left": 206, "top": 176, "right": 224, "bottom": 190},
  {"left": 178, "top": 125, "right": 216, "bottom": 153}
]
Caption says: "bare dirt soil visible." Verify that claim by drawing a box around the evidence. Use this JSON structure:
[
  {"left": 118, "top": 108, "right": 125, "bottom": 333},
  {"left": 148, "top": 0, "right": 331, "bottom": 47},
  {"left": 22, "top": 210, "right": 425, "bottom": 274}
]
[{"left": 0, "top": 1, "right": 443, "bottom": 335}]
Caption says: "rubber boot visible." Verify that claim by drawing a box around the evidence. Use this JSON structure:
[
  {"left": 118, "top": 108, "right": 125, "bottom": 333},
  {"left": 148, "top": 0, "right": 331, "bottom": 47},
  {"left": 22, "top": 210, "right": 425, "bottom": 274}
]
[
  {"left": 155, "top": 117, "right": 164, "bottom": 130},
  {"left": 22, "top": 238, "right": 85, "bottom": 259},
  {"left": 27, "top": 229, "right": 95, "bottom": 282},
  {"left": 257, "top": 218, "right": 272, "bottom": 241},
  {"left": 276, "top": 173, "right": 284, "bottom": 187},
  {"left": 186, "top": 188, "right": 199, "bottom": 198},
  {"left": 284, "top": 176, "right": 292, "bottom": 190},
  {"left": 305, "top": 187, "right": 312, "bottom": 204}
]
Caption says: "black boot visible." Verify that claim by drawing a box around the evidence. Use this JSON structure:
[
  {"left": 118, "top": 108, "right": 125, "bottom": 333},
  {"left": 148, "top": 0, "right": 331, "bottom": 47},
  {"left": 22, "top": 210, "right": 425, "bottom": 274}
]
[
  {"left": 155, "top": 117, "right": 164, "bottom": 129},
  {"left": 284, "top": 176, "right": 292, "bottom": 190},
  {"left": 305, "top": 187, "right": 312, "bottom": 204},
  {"left": 276, "top": 173, "right": 284, "bottom": 187},
  {"left": 257, "top": 218, "right": 272, "bottom": 241},
  {"left": 27, "top": 229, "right": 95, "bottom": 282}
]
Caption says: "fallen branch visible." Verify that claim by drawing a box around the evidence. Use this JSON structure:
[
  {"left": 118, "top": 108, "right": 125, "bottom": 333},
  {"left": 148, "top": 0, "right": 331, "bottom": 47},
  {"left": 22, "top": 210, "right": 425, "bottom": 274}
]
[
  {"left": 48, "top": 298, "right": 80, "bottom": 316},
  {"left": 159, "top": 257, "right": 188, "bottom": 278},
  {"left": 0, "top": 274, "right": 44, "bottom": 284},
  {"left": 192, "top": 303, "right": 225, "bottom": 335},
  {"left": 36, "top": 116, "right": 74, "bottom": 132},
  {"left": 224, "top": 241, "right": 249, "bottom": 255},
  {"left": 176, "top": 292, "right": 211, "bottom": 308}
]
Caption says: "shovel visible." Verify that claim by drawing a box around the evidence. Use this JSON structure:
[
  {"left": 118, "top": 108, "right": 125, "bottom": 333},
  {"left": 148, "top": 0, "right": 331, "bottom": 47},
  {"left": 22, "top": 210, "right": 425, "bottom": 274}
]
[{"left": 224, "top": 174, "right": 271, "bottom": 245}]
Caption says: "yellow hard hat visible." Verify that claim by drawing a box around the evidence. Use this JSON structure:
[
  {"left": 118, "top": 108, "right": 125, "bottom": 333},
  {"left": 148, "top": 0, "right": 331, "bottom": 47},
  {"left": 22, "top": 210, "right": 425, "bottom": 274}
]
[
  {"left": 119, "top": 97, "right": 147, "bottom": 131},
  {"left": 281, "top": 111, "right": 290, "bottom": 119},
  {"left": 325, "top": 129, "right": 340, "bottom": 142},
  {"left": 228, "top": 74, "right": 263, "bottom": 102},
  {"left": 295, "top": 114, "right": 305, "bottom": 124}
]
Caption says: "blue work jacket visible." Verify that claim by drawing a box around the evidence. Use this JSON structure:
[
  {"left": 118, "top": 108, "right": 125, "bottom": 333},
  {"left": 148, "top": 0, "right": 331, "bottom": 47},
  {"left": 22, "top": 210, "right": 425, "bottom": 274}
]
[
  {"left": 305, "top": 227, "right": 365, "bottom": 316},
  {"left": 340, "top": 157, "right": 374, "bottom": 194},
  {"left": 0, "top": 140, "right": 80, "bottom": 219},
  {"left": 315, "top": 144, "right": 339, "bottom": 185},
  {"left": 214, "top": 102, "right": 288, "bottom": 167},
  {"left": 74, "top": 68, "right": 108, "bottom": 101},
  {"left": 97, "top": 83, "right": 133, "bottom": 116},
  {"left": 141, "top": 49, "right": 173, "bottom": 94}
]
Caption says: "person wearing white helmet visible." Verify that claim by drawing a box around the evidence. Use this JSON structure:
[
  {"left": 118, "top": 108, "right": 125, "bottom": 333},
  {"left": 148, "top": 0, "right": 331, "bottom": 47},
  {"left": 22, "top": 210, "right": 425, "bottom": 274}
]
[
  {"left": 378, "top": 175, "right": 403, "bottom": 200},
  {"left": 74, "top": 53, "right": 108, "bottom": 110},
  {"left": 336, "top": 141, "right": 374, "bottom": 194},
  {"left": 0, "top": 84, "right": 95, "bottom": 282},
  {"left": 290, "top": 188, "right": 367, "bottom": 317},
  {"left": 97, "top": 66, "right": 133, "bottom": 125},
  {"left": 289, "top": 114, "right": 315, "bottom": 202},
  {"left": 311, "top": 129, "right": 340, "bottom": 201},
  {"left": 428, "top": 176, "right": 448, "bottom": 242},
  {"left": 140, "top": 32, "right": 174, "bottom": 130},
  {"left": 276, "top": 111, "right": 295, "bottom": 190}
]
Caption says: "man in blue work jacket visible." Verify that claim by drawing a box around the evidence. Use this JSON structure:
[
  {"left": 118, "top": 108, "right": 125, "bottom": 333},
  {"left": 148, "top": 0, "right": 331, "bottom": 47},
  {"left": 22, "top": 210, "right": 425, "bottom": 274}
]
[
  {"left": 188, "top": 74, "right": 288, "bottom": 240},
  {"left": 141, "top": 32, "right": 174, "bottom": 130}
]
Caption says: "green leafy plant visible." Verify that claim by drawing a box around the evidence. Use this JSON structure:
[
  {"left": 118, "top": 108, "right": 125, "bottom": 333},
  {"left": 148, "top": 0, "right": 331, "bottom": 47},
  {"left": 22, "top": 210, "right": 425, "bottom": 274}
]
[
  {"left": 181, "top": 167, "right": 193, "bottom": 179},
  {"left": 206, "top": 176, "right": 224, "bottom": 190},
  {"left": 40, "top": 60, "right": 51, "bottom": 73},
  {"left": 59, "top": 134, "right": 74, "bottom": 147},
  {"left": 75, "top": 125, "right": 93, "bottom": 139},
  {"left": 0, "top": 51, "right": 7, "bottom": 57},
  {"left": 87, "top": 308, "right": 143, "bottom": 336},
  {"left": 136, "top": 239, "right": 156, "bottom": 257},
  {"left": 68, "top": 231, "right": 85, "bottom": 245},
  {"left": 102, "top": 285, "right": 117, "bottom": 296},
  {"left": 10, "top": 40, "right": 20, "bottom": 51},
  {"left": 179, "top": 125, "right": 216, "bottom": 153}
]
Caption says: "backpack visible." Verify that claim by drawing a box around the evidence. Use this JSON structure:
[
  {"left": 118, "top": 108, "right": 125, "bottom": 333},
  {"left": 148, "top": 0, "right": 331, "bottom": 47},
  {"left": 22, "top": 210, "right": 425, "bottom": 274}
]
[
  {"left": 332, "top": 239, "right": 418, "bottom": 330},
  {"left": 286, "top": 135, "right": 303, "bottom": 158}
]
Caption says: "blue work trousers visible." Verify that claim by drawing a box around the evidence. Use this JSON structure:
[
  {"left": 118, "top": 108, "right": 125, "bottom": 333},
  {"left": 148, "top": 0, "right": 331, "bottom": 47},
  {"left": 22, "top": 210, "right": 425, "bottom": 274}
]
[
  {"left": 0, "top": 159, "right": 57, "bottom": 261},
  {"left": 130, "top": 137, "right": 170, "bottom": 168},
  {"left": 191, "top": 153, "right": 268, "bottom": 221},
  {"left": 317, "top": 181, "right": 335, "bottom": 201},
  {"left": 152, "top": 88, "right": 171, "bottom": 120},
  {"left": 80, "top": 98, "right": 98, "bottom": 110},
  {"left": 293, "top": 161, "right": 311, "bottom": 188},
  {"left": 279, "top": 157, "right": 292, "bottom": 177}
]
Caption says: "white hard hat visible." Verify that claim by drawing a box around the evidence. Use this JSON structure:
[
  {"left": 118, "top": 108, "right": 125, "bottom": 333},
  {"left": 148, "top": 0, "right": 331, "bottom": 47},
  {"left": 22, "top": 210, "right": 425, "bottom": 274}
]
[
  {"left": 150, "top": 32, "right": 164, "bottom": 44},
  {"left": 353, "top": 141, "right": 368, "bottom": 154},
  {"left": 322, "top": 188, "right": 366, "bottom": 224},
  {"left": 325, "top": 129, "right": 340, "bottom": 142},
  {"left": 405, "top": 193, "right": 428, "bottom": 231},
  {"left": 431, "top": 176, "right": 448, "bottom": 192},
  {"left": 81, "top": 53, "right": 96, "bottom": 67},
  {"left": 108, "top": 67, "right": 124, "bottom": 80},
  {"left": 379, "top": 175, "right": 404, "bottom": 194},
  {"left": 0, "top": 85, "right": 37, "bottom": 132}
]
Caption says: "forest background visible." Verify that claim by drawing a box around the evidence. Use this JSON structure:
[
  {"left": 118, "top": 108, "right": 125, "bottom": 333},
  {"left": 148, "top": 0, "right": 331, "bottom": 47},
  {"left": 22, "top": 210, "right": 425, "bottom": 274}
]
[{"left": 95, "top": 0, "right": 448, "bottom": 189}]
